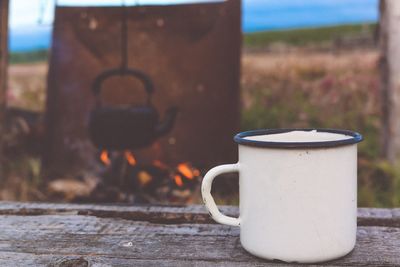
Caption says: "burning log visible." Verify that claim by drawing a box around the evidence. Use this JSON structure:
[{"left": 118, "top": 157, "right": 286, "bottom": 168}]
[
  {"left": 100, "top": 150, "right": 111, "bottom": 166},
  {"left": 47, "top": 175, "right": 99, "bottom": 201},
  {"left": 81, "top": 152, "right": 203, "bottom": 204},
  {"left": 124, "top": 151, "right": 136, "bottom": 166}
]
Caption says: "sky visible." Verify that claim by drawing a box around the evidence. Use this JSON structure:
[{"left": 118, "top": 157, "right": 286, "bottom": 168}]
[
  {"left": 9, "top": 0, "right": 378, "bottom": 30},
  {"left": 9, "top": 0, "right": 223, "bottom": 29},
  {"left": 8, "top": 0, "right": 379, "bottom": 51}
]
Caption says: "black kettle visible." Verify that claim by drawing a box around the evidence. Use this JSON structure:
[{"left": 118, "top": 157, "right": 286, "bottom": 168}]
[{"left": 88, "top": 68, "right": 178, "bottom": 151}]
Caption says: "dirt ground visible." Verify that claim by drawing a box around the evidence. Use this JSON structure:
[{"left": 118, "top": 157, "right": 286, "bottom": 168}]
[{"left": 8, "top": 63, "right": 47, "bottom": 112}]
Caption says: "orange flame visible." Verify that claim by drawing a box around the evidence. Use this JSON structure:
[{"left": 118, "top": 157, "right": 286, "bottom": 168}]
[
  {"left": 193, "top": 168, "right": 200, "bottom": 177},
  {"left": 124, "top": 151, "right": 137, "bottom": 166},
  {"left": 174, "top": 174, "right": 183, "bottom": 187},
  {"left": 177, "top": 162, "right": 200, "bottom": 180},
  {"left": 138, "top": 171, "right": 152, "bottom": 186},
  {"left": 100, "top": 150, "right": 111, "bottom": 166},
  {"left": 153, "top": 160, "right": 169, "bottom": 170}
]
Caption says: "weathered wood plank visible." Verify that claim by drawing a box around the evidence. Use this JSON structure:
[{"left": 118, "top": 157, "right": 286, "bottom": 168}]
[
  {"left": 0, "top": 202, "right": 398, "bottom": 266},
  {"left": 0, "top": 252, "right": 346, "bottom": 267},
  {"left": 0, "top": 214, "right": 398, "bottom": 266},
  {"left": 0, "top": 202, "right": 399, "bottom": 226}
]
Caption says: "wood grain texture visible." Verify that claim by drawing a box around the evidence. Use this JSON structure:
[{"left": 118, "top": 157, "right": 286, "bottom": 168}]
[{"left": 0, "top": 202, "right": 398, "bottom": 266}]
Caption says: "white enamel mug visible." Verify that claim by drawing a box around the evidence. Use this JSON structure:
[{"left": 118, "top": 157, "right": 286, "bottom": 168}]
[{"left": 201, "top": 128, "right": 363, "bottom": 263}]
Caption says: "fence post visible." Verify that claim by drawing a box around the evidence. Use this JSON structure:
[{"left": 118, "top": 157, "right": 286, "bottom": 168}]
[
  {"left": 0, "top": 0, "right": 9, "bottom": 176},
  {"left": 380, "top": 0, "right": 400, "bottom": 162}
]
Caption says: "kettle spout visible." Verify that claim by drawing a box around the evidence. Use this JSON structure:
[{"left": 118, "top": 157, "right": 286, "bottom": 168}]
[{"left": 155, "top": 107, "right": 179, "bottom": 137}]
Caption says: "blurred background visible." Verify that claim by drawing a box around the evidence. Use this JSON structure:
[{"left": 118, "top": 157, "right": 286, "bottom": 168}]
[{"left": 2, "top": 0, "right": 398, "bottom": 207}]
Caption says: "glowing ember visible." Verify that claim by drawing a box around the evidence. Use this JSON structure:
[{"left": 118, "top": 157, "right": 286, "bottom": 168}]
[
  {"left": 177, "top": 162, "right": 198, "bottom": 180},
  {"left": 152, "top": 160, "right": 169, "bottom": 170},
  {"left": 125, "top": 151, "right": 137, "bottom": 166},
  {"left": 138, "top": 171, "right": 152, "bottom": 186},
  {"left": 174, "top": 174, "right": 184, "bottom": 187},
  {"left": 100, "top": 150, "right": 111, "bottom": 166},
  {"left": 192, "top": 168, "right": 200, "bottom": 177}
]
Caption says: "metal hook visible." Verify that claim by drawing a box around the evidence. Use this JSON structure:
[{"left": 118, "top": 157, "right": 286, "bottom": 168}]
[{"left": 37, "top": 0, "right": 58, "bottom": 26}]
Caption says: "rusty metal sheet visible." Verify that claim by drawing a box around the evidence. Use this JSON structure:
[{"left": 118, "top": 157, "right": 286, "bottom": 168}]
[{"left": 43, "top": 0, "right": 241, "bottom": 178}]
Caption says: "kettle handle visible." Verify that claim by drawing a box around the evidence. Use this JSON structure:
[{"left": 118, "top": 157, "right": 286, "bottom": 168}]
[{"left": 92, "top": 68, "right": 155, "bottom": 106}]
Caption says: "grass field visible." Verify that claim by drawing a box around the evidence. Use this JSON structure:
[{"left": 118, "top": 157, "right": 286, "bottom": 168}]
[
  {"left": 8, "top": 23, "right": 377, "bottom": 64},
  {"left": 241, "top": 50, "right": 398, "bottom": 207},
  {"left": 244, "top": 23, "right": 377, "bottom": 49},
  {"left": 9, "top": 49, "right": 48, "bottom": 64},
  {"left": 6, "top": 23, "right": 400, "bottom": 207}
]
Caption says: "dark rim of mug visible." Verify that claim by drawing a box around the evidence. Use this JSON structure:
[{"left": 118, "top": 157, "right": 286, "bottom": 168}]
[{"left": 234, "top": 128, "right": 363, "bottom": 149}]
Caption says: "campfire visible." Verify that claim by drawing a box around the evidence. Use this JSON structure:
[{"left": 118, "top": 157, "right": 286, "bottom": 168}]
[
  {"left": 74, "top": 149, "right": 203, "bottom": 204},
  {"left": 47, "top": 148, "right": 203, "bottom": 204}
]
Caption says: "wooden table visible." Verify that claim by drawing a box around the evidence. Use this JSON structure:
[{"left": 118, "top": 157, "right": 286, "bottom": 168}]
[{"left": 0, "top": 202, "right": 398, "bottom": 266}]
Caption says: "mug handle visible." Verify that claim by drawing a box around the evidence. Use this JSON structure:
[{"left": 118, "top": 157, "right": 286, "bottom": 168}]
[{"left": 201, "top": 163, "right": 240, "bottom": 226}]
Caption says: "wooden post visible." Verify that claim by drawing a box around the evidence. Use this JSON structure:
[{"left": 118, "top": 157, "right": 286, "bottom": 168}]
[
  {"left": 0, "top": 0, "right": 7, "bottom": 109},
  {"left": 0, "top": 0, "right": 9, "bottom": 175},
  {"left": 379, "top": 0, "right": 400, "bottom": 162}
]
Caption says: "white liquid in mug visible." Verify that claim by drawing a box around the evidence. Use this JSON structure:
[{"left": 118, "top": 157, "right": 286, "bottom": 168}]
[{"left": 244, "top": 130, "right": 353, "bottom": 143}]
